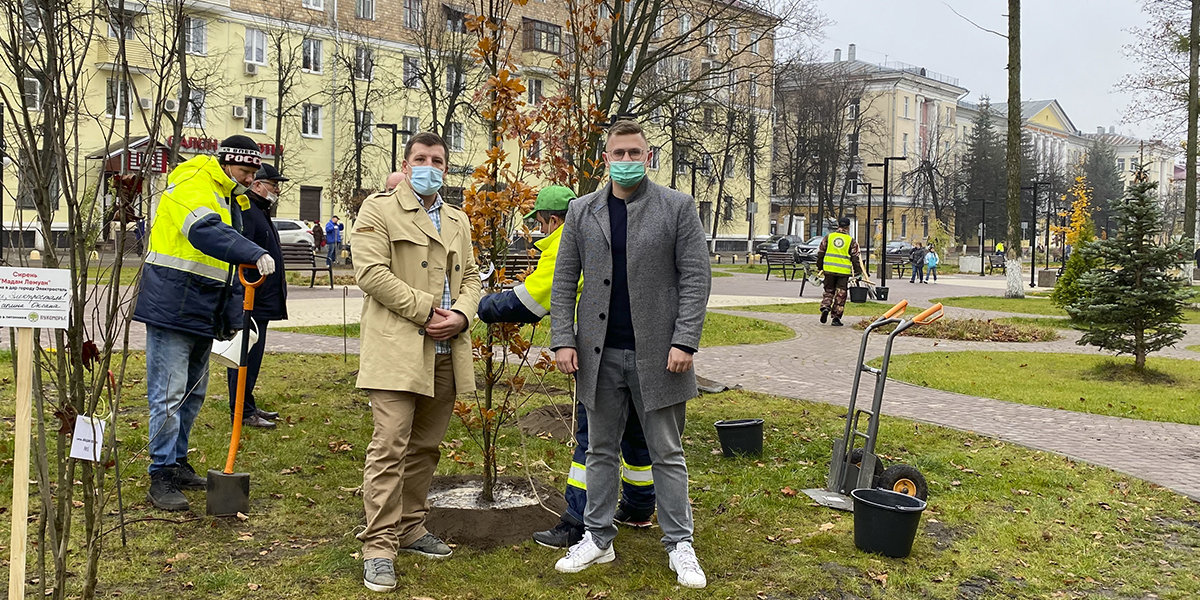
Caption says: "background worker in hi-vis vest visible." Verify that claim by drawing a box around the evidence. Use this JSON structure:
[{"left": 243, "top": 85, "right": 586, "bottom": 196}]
[
  {"left": 817, "top": 216, "right": 865, "bottom": 327},
  {"left": 476, "top": 185, "right": 657, "bottom": 550}
]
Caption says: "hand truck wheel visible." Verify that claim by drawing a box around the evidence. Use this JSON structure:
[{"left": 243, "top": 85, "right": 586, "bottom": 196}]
[{"left": 878, "top": 464, "right": 928, "bottom": 501}]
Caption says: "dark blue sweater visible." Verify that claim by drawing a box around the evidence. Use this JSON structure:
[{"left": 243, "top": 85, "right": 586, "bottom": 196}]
[{"left": 605, "top": 192, "right": 635, "bottom": 350}]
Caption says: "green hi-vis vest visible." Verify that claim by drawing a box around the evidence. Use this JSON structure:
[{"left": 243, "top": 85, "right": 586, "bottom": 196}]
[{"left": 823, "top": 232, "right": 853, "bottom": 275}]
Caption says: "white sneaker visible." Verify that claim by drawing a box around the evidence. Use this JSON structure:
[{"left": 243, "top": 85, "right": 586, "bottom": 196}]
[
  {"left": 668, "top": 541, "right": 707, "bottom": 589},
  {"left": 554, "top": 531, "right": 615, "bottom": 573}
]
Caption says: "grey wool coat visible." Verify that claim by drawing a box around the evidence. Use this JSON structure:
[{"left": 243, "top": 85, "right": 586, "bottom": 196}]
[{"left": 550, "top": 179, "right": 712, "bottom": 411}]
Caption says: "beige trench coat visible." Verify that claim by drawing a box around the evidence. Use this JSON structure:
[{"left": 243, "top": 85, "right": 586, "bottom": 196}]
[{"left": 353, "top": 187, "right": 481, "bottom": 396}]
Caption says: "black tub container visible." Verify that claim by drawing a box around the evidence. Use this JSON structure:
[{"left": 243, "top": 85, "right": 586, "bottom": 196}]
[
  {"left": 874, "top": 286, "right": 890, "bottom": 301},
  {"left": 850, "top": 488, "right": 926, "bottom": 558},
  {"left": 848, "top": 285, "right": 869, "bottom": 303},
  {"left": 713, "top": 419, "right": 764, "bottom": 458}
]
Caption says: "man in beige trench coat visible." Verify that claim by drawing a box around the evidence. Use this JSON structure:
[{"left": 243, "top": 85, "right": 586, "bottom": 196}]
[{"left": 352, "top": 131, "right": 481, "bottom": 593}]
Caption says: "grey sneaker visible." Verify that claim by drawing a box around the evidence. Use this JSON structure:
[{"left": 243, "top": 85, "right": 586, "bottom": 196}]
[
  {"left": 400, "top": 533, "right": 452, "bottom": 559},
  {"left": 363, "top": 558, "right": 397, "bottom": 593}
]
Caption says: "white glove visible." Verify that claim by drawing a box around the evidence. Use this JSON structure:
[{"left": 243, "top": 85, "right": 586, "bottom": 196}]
[{"left": 256, "top": 253, "right": 276, "bottom": 276}]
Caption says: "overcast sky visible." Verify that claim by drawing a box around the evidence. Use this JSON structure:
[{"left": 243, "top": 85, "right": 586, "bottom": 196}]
[{"left": 815, "top": 0, "right": 1155, "bottom": 138}]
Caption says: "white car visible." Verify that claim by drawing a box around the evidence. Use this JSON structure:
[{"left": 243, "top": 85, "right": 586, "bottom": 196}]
[{"left": 271, "top": 218, "right": 314, "bottom": 248}]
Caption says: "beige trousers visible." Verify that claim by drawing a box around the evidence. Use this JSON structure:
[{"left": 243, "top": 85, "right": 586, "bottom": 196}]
[{"left": 359, "top": 354, "right": 456, "bottom": 560}]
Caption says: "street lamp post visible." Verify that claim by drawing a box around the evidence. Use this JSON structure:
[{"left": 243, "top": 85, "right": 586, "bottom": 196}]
[
  {"left": 859, "top": 181, "right": 882, "bottom": 274},
  {"left": 979, "top": 197, "right": 987, "bottom": 277},
  {"left": 375, "top": 123, "right": 399, "bottom": 172},
  {"left": 1044, "top": 188, "right": 1054, "bottom": 269},
  {"left": 1022, "top": 177, "right": 1050, "bottom": 287},
  {"left": 866, "top": 156, "right": 906, "bottom": 284}
]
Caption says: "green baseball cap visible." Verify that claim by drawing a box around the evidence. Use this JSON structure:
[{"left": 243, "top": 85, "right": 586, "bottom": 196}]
[{"left": 524, "top": 185, "right": 577, "bottom": 220}]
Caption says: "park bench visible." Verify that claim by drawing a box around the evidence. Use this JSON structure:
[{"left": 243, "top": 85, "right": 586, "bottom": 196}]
[
  {"left": 987, "top": 254, "right": 1006, "bottom": 275},
  {"left": 886, "top": 253, "right": 908, "bottom": 278},
  {"left": 281, "top": 242, "right": 334, "bottom": 289},
  {"left": 763, "top": 251, "right": 802, "bottom": 281},
  {"left": 498, "top": 252, "right": 540, "bottom": 288}
]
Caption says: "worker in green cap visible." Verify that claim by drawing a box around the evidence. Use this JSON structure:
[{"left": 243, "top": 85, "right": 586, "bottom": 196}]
[{"left": 477, "top": 184, "right": 657, "bottom": 549}]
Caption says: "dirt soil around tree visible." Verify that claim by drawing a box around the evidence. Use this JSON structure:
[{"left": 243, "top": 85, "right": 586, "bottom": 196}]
[{"left": 426, "top": 474, "right": 566, "bottom": 549}]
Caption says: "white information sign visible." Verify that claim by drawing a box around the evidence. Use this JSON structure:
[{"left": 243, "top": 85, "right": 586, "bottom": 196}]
[
  {"left": 68, "top": 415, "right": 106, "bottom": 462},
  {"left": 0, "top": 268, "right": 71, "bottom": 329}
]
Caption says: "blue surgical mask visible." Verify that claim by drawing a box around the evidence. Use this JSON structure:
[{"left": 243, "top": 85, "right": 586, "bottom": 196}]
[
  {"left": 410, "top": 166, "right": 444, "bottom": 196},
  {"left": 609, "top": 161, "right": 646, "bottom": 188}
]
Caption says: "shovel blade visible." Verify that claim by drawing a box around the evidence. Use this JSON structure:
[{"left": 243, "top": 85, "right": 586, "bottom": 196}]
[{"left": 206, "top": 469, "right": 250, "bottom": 517}]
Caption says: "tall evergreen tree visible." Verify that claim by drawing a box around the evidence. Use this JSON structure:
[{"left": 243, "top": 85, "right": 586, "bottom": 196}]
[
  {"left": 1082, "top": 138, "right": 1124, "bottom": 234},
  {"left": 1068, "top": 168, "right": 1191, "bottom": 370},
  {"left": 956, "top": 100, "right": 1006, "bottom": 244}
]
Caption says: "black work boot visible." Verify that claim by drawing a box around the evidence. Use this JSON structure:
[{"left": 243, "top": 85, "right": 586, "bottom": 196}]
[
  {"left": 148, "top": 468, "right": 190, "bottom": 511},
  {"left": 532, "top": 519, "right": 584, "bottom": 548},
  {"left": 174, "top": 458, "right": 207, "bottom": 490},
  {"left": 831, "top": 317, "right": 844, "bottom": 327},
  {"left": 820, "top": 308, "right": 829, "bottom": 323}
]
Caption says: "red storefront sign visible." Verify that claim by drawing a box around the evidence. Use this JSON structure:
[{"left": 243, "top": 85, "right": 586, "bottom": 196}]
[
  {"left": 167, "top": 136, "right": 282, "bottom": 158},
  {"left": 126, "top": 148, "right": 169, "bottom": 174}
]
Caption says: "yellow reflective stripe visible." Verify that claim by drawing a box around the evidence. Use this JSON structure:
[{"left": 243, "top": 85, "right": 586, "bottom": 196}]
[
  {"left": 145, "top": 251, "right": 228, "bottom": 281},
  {"left": 567, "top": 462, "right": 586, "bottom": 490},
  {"left": 620, "top": 461, "right": 653, "bottom": 486},
  {"left": 181, "top": 206, "right": 219, "bottom": 236}
]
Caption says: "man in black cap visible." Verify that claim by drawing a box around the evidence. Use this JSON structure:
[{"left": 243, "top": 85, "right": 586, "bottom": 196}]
[
  {"left": 225, "top": 163, "right": 290, "bottom": 429},
  {"left": 133, "top": 134, "right": 274, "bottom": 511}
]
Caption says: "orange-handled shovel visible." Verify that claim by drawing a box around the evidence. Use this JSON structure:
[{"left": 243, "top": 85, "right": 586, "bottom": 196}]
[{"left": 207, "top": 264, "right": 265, "bottom": 517}]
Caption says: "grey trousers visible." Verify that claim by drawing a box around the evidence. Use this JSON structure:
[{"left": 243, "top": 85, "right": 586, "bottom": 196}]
[{"left": 584, "top": 348, "right": 693, "bottom": 550}]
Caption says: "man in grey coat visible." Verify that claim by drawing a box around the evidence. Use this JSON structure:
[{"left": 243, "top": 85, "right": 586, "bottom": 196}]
[{"left": 550, "top": 120, "right": 712, "bottom": 589}]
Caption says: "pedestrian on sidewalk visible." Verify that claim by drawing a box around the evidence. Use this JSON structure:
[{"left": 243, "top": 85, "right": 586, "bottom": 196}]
[
  {"left": 908, "top": 242, "right": 927, "bottom": 283},
  {"left": 312, "top": 221, "right": 326, "bottom": 250},
  {"left": 924, "top": 245, "right": 939, "bottom": 283},
  {"left": 225, "top": 163, "right": 290, "bottom": 429},
  {"left": 354, "top": 132, "right": 481, "bottom": 593},
  {"left": 325, "top": 215, "right": 343, "bottom": 266},
  {"left": 132, "top": 135, "right": 274, "bottom": 512},
  {"left": 477, "top": 185, "right": 657, "bottom": 550},
  {"left": 550, "top": 120, "right": 711, "bottom": 589},
  {"left": 817, "top": 216, "right": 865, "bottom": 327}
]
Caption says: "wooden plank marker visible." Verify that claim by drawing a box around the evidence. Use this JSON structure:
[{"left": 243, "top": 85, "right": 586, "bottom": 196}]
[{"left": 1, "top": 267, "right": 71, "bottom": 600}]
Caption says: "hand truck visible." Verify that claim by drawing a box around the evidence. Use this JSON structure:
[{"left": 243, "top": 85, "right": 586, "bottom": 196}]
[{"left": 803, "top": 300, "right": 945, "bottom": 511}]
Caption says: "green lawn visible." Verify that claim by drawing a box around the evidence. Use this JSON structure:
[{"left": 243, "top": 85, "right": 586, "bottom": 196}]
[
  {"left": 2, "top": 353, "right": 1198, "bottom": 598},
  {"left": 931, "top": 296, "right": 1068, "bottom": 316},
  {"left": 880, "top": 351, "right": 1200, "bottom": 425},
  {"left": 277, "top": 312, "right": 795, "bottom": 348}
]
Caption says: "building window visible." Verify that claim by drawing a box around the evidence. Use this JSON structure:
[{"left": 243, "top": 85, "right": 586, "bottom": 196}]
[
  {"left": 445, "top": 5, "right": 468, "bottom": 33},
  {"left": 528, "top": 77, "right": 544, "bottom": 104},
  {"left": 848, "top": 98, "right": 859, "bottom": 120},
  {"left": 729, "top": 27, "right": 739, "bottom": 53},
  {"left": 723, "top": 155, "right": 734, "bottom": 177},
  {"left": 245, "top": 96, "right": 267, "bottom": 132},
  {"left": 356, "top": 0, "right": 375, "bottom": 19},
  {"left": 404, "top": 0, "right": 422, "bottom": 29},
  {"left": 403, "top": 56, "right": 421, "bottom": 88},
  {"left": 245, "top": 28, "right": 267, "bottom": 65},
  {"left": 356, "top": 110, "right": 374, "bottom": 144},
  {"left": 22, "top": 76, "right": 42, "bottom": 111},
  {"left": 445, "top": 65, "right": 464, "bottom": 93},
  {"left": 904, "top": 96, "right": 910, "bottom": 118},
  {"left": 676, "top": 57, "right": 691, "bottom": 80},
  {"left": 679, "top": 14, "right": 690, "bottom": 38},
  {"left": 523, "top": 18, "right": 562, "bottom": 54},
  {"left": 184, "top": 17, "right": 206, "bottom": 55},
  {"left": 354, "top": 46, "right": 374, "bottom": 80},
  {"left": 108, "top": 12, "right": 134, "bottom": 39},
  {"left": 1117, "top": 158, "right": 1126, "bottom": 173},
  {"left": 302, "top": 0, "right": 323, "bottom": 9},
  {"left": 705, "top": 22, "right": 717, "bottom": 54},
  {"left": 183, "top": 89, "right": 204, "bottom": 127},
  {"left": 902, "top": 133, "right": 909, "bottom": 156},
  {"left": 302, "top": 38, "right": 323, "bottom": 73},
  {"left": 749, "top": 80, "right": 758, "bottom": 99},
  {"left": 448, "top": 122, "right": 464, "bottom": 151},
  {"left": 302, "top": 103, "right": 322, "bottom": 138},
  {"left": 652, "top": 14, "right": 663, "bottom": 39},
  {"left": 20, "top": 0, "right": 41, "bottom": 39},
  {"left": 402, "top": 116, "right": 419, "bottom": 144},
  {"left": 751, "top": 36, "right": 760, "bottom": 55},
  {"left": 922, "top": 216, "right": 929, "bottom": 238},
  {"left": 703, "top": 107, "right": 714, "bottom": 127},
  {"left": 901, "top": 214, "right": 908, "bottom": 237},
  {"left": 105, "top": 78, "right": 132, "bottom": 118},
  {"left": 649, "top": 146, "right": 661, "bottom": 170}
]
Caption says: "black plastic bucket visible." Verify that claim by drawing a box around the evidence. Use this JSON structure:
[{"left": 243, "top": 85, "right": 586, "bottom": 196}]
[
  {"left": 714, "top": 419, "right": 764, "bottom": 458},
  {"left": 850, "top": 488, "right": 926, "bottom": 558},
  {"left": 848, "top": 286, "right": 869, "bottom": 303},
  {"left": 874, "top": 286, "right": 890, "bottom": 301}
]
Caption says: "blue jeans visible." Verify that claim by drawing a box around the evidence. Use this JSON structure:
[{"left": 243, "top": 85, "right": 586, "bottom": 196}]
[
  {"left": 326, "top": 242, "right": 339, "bottom": 266},
  {"left": 909, "top": 263, "right": 925, "bottom": 283},
  {"left": 564, "top": 400, "right": 655, "bottom": 525},
  {"left": 145, "top": 324, "right": 212, "bottom": 475}
]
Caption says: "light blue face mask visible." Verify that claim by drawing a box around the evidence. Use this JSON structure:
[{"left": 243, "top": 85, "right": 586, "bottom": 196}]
[
  {"left": 609, "top": 161, "right": 646, "bottom": 188},
  {"left": 410, "top": 166, "right": 444, "bottom": 196}
]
